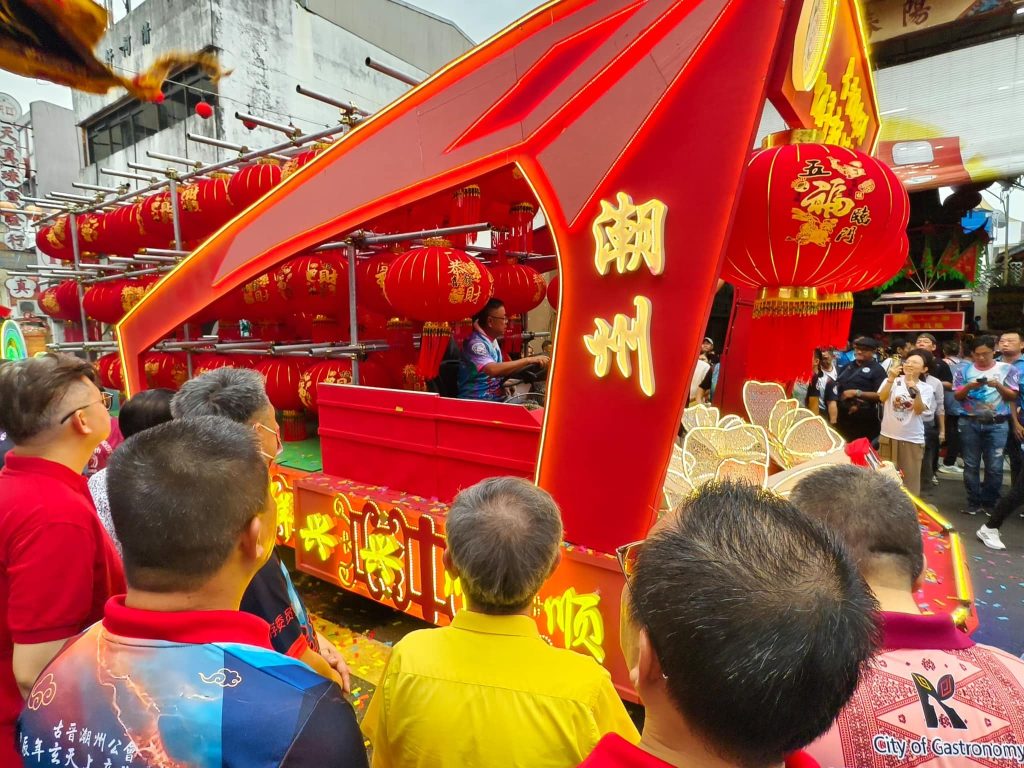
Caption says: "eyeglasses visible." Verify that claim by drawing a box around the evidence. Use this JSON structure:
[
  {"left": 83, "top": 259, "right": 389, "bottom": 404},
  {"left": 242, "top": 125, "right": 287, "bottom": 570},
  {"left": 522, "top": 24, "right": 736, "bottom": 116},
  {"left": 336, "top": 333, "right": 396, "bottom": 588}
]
[
  {"left": 615, "top": 539, "right": 645, "bottom": 582},
  {"left": 58, "top": 391, "right": 113, "bottom": 425},
  {"left": 488, "top": 315, "right": 509, "bottom": 323},
  {"left": 253, "top": 422, "right": 283, "bottom": 463}
]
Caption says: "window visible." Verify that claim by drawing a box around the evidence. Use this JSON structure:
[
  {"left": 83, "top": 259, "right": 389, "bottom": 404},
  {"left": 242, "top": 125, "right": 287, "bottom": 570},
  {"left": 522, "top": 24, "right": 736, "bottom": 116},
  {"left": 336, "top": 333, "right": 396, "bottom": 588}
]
[{"left": 83, "top": 65, "right": 219, "bottom": 164}]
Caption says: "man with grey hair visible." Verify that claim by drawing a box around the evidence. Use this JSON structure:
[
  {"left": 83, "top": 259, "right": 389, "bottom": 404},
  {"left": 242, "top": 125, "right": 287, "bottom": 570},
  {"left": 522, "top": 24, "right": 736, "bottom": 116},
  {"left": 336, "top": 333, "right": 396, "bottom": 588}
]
[
  {"left": 791, "top": 465, "right": 1024, "bottom": 767},
  {"left": 363, "top": 476, "right": 638, "bottom": 767},
  {"left": 171, "top": 367, "right": 350, "bottom": 691}
]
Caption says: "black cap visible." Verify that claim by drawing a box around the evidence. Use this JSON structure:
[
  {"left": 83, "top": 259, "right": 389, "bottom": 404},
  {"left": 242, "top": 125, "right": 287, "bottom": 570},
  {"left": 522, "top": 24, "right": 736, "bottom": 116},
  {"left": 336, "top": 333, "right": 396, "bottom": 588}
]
[{"left": 852, "top": 336, "right": 880, "bottom": 350}]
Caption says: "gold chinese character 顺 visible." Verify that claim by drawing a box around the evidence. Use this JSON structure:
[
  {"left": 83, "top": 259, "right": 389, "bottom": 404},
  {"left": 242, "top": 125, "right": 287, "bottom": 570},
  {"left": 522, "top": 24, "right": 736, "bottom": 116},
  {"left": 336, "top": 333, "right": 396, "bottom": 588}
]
[
  {"left": 543, "top": 587, "right": 606, "bottom": 664},
  {"left": 592, "top": 192, "right": 667, "bottom": 276},
  {"left": 583, "top": 295, "right": 655, "bottom": 397}
]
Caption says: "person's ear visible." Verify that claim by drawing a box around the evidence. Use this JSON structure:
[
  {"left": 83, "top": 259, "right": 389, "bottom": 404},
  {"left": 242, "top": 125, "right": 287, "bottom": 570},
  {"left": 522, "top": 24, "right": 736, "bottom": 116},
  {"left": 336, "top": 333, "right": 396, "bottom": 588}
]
[
  {"left": 635, "top": 628, "right": 664, "bottom": 694},
  {"left": 241, "top": 516, "right": 267, "bottom": 565},
  {"left": 442, "top": 549, "right": 459, "bottom": 579},
  {"left": 546, "top": 548, "right": 562, "bottom": 577},
  {"left": 68, "top": 410, "right": 91, "bottom": 437}
]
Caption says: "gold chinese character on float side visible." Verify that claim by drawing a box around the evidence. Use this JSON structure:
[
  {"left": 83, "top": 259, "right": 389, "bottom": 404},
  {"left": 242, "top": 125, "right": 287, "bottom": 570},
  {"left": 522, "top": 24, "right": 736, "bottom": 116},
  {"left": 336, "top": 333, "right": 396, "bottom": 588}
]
[
  {"left": 543, "top": 587, "right": 606, "bottom": 664},
  {"left": 584, "top": 296, "right": 655, "bottom": 397},
  {"left": 592, "top": 192, "right": 667, "bottom": 276}
]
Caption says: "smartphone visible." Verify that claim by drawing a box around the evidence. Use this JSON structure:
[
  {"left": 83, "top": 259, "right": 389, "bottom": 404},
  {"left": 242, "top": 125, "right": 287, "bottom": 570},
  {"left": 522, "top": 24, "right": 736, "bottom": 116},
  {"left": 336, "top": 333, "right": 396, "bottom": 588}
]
[{"left": 977, "top": 377, "right": 989, "bottom": 386}]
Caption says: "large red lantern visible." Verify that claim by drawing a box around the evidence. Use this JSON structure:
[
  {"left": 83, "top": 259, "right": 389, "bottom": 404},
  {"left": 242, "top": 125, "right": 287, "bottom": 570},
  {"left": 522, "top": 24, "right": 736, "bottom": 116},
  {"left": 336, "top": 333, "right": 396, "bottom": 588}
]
[
  {"left": 255, "top": 357, "right": 311, "bottom": 440},
  {"left": 39, "top": 280, "right": 81, "bottom": 321},
  {"left": 139, "top": 191, "right": 178, "bottom": 245},
  {"left": 721, "top": 142, "right": 907, "bottom": 382},
  {"left": 490, "top": 261, "right": 546, "bottom": 315},
  {"left": 384, "top": 239, "right": 494, "bottom": 379},
  {"left": 298, "top": 358, "right": 390, "bottom": 412},
  {"left": 190, "top": 353, "right": 256, "bottom": 377},
  {"left": 179, "top": 174, "right": 234, "bottom": 241},
  {"left": 96, "top": 353, "right": 124, "bottom": 391},
  {"left": 143, "top": 352, "right": 188, "bottom": 390},
  {"left": 358, "top": 250, "right": 396, "bottom": 316},
  {"left": 228, "top": 159, "right": 282, "bottom": 211},
  {"left": 76, "top": 212, "right": 106, "bottom": 254},
  {"left": 281, "top": 142, "right": 331, "bottom": 180}
]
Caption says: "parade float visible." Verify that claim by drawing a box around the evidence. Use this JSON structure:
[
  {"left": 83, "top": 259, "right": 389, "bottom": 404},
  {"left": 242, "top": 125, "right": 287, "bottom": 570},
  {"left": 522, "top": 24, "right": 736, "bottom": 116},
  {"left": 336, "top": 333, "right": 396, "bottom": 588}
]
[{"left": 20, "top": 0, "right": 975, "bottom": 699}]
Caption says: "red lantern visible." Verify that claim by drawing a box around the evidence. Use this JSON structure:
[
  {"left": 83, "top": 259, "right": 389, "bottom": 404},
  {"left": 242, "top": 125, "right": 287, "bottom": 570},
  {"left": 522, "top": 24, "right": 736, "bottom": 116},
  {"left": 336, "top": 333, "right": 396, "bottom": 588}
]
[
  {"left": 83, "top": 276, "right": 157, "bottom": 324},
  {"left": 358, "top": 250, "right": 397, "bottom": 316},
  {"left": 143, "top": 352, "right": 189, "bottom": 390},
  {"left": 255, "top": 357, "right": 308, "bottom": 412},
  {"left": 190, "top": 353, "right": 255, "bottom": 377},
  {"left": 179, "top": 174, "right": 234, "bottom": 241},
  {"left": 96, "top": 353, "right": 124, "bottom": 391},
  {"left": 490, "top": 261, "right": 546, "bottom": 315},
  {"left": 102, "top": 202, "right": 149, "bottom": 256},
  {"left": 384, "top": 239, "right": 494, "bottom": 379},
  {"left": 721, "top": 142, "right": 907, "bottom": 382},
  {"left": 546, "top": 273, "right": 559, "bottom": 309},
  {"left": 195, "top": 100, "right": 213, "bottom": 119},
  {"left": 274, "top": 252, "right": 349, "bottom": 316},
  {"left": 36, "top": 216, "right": 73, "bottom": 261},
  {"left": 76, "top": 212, "right": 106, "bottom": 253},
  {"left": 298, "top": 358, "right": 390, "bottom": 412},
  {"left": 281, "top": 142, "right": 331, "bottom": 180},
  {"left": 228, "top": 160, "right": 282, "bottom": 211},
  {"left": 39, "top": 281, "right": 82, "bottom": 321},
  {"left": 139, "top": 191, "right": 178, "bottom": 245}
]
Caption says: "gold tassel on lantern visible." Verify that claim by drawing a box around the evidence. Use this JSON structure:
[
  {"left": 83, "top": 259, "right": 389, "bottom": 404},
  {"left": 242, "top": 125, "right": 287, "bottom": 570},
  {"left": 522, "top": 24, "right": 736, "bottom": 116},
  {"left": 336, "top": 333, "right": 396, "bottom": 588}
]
[
  {"left": 418, "top": 321, "right": 452, "bottom": 380},
  {"left": 750, "top": 287, "right": 819, "bottom": 384}
]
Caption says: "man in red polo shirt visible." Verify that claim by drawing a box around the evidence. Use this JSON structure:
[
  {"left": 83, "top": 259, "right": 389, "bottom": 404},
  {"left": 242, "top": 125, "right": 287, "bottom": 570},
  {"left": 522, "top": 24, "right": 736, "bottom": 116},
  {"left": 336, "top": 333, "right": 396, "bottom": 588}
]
[
  {"left": 18, "top": 416, "right": 367, "bottom": 767},
  {"left": 581, "top": 482, "right": 879, "bottom": 768},
  {"left": 0, "top": 355, "right": 125, "bottom": 765},
  {"left": 792, "top": 465, "right": 1024, "bottom": 768}
]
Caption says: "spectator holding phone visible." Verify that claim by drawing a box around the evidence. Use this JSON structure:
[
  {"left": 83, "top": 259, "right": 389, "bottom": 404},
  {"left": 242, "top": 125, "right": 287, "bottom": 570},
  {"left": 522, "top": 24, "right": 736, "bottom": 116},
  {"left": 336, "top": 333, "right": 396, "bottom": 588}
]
[
  {"left": 953, "top": 335, "right": 1020, "bottom": 517},
  {"left": 878, "top": 350, "right": 935, "bottom": 495}
]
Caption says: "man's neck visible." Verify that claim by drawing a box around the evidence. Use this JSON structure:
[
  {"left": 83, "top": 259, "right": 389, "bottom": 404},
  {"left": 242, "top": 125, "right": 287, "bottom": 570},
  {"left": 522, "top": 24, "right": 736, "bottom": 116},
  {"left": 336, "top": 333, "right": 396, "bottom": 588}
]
[
  {"left": 866, "top": 579, "right": 923, "bottom": 615},
  {"left": 1002, "top": 352, "right": 1021, "bottom": 364},
  {"left": 638, "top": 707, "right": 780, "bottom": 768},
  {"left": 12, "top": 440, "right": 95, "bottom": 476},
  {"left": 474, "top": 321, "right": 498, "bottom": 342},
  {"left": 124, "top": 577, "right": 247, "bottom": 614},
  {"left": 974, "top": 360, "right": 996, "bottom": 371}
]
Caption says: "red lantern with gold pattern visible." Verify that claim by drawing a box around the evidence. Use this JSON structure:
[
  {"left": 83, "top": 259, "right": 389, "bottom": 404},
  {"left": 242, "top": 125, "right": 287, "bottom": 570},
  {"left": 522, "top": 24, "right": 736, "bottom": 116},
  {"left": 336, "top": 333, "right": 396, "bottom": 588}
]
[
  {"left": 228, "top": 159, "right": 282, "bottom": 211},
  {"left": 720, "top": 142, "right": 907, "bottom": 383},
  {"left": 190, "top": 353, "right": 256, "bottom": 377},
  {"left": 36, "top": 216, "right": 73, "bottom": 261},
  {"left": 96, "top": 353, "right": 124, "bottom": 391},
  {"left": 384, "top": 239, "right": 494, "bottom": 379},
  {"left": 83, "top": 276, "right": 157, "bottom": 324},
  {"left": 358, "top": 250, "right": 396, "bottom": 316},
  {"left": 38, "top": 280, "right": 82, "bottom": 321},
  {"left": 255, "top": 356, "right": 311, "bottom": 440},
  {"left": 75, "top": 212, "right": 106, "bottom": 254},
  {"left": 281, "top": 141, "right": 331, "bottom": 180},
  {"left": 274, "top": 252, "right": 349, "bottom": 317},
  {"left": 139, "top": 190, "right": 178, "bottom": 245},
  {"left": 490, "top": 261, "right": 546, "bottom": 315},
  {"left": 298, "top": 358, "right": 390, "bottom": 412},
  {"left": 179, "top": 174, "right": 234, "bottom": 241},
  {"left": 103, "top": 202, "right": 149, "bottom": 256},
  {"left": 143, "top": 352, "right": 189, "bottom": 390},
  {"left": 546, "top": 273, "right": 559, "bottom": 310}
]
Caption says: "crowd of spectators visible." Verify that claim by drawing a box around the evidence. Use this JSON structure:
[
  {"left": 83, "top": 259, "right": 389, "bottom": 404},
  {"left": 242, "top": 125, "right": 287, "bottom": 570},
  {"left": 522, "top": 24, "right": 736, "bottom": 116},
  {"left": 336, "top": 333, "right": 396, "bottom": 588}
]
[{"left": 0, "top": 353, "right": 1022, "bottom": 768}]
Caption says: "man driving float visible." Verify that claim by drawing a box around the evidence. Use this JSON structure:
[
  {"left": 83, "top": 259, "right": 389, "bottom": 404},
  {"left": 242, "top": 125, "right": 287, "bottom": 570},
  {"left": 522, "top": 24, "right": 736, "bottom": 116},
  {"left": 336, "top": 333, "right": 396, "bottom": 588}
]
[{"left": 458, "top": 298, "right": 550, "bottom": 401}]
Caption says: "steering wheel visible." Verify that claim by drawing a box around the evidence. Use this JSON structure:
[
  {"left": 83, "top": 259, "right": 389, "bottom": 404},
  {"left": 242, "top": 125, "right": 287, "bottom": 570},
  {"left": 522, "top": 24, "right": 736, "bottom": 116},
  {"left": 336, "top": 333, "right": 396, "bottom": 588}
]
[{"left": 502, "top": 362, "right": 546, "bottom": 388}]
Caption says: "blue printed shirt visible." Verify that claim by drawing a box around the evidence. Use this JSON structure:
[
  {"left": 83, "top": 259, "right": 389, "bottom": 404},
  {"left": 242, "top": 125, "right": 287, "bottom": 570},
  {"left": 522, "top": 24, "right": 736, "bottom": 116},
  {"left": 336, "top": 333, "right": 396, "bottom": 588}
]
[
  {"left": 18, "top": 597, "right": 367, "bottom": 768},
  {"left": 953, "top": 361, "right": 1020, "bottom": 417},
  {"left": 457, "top": 329, "right": 503, "bottom": 401}
]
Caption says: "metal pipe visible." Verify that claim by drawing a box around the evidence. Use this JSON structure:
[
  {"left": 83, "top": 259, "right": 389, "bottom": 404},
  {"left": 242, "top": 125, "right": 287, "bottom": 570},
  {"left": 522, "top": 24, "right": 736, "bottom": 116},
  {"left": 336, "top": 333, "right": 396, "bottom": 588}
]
[
  {"left": 347, "top": 241, "right": 360, "bottom": 384},
  {"left": 365, "top": 57, "right": 422, "bottom": 87},
  {"left": 295, "top": 85, "right": 370, "bottom": 116},
  {"left": 187, "top": 133, "right": 247, "bottom": 153},
  {"left": 128, "top": 160, "right": 176, "bottom": 177},
  {"left": 84, "top": 266, "right": 172, "bottom": 284},
  {"left": 48, "top": 191, "right": 94, "bottom": 203},
  {"left": 72, "top": 181, "right": 124, "bottom": 194},
  {"left": 102, "top": 167, "right": 157, "bottom": 183},
  {"left": 234, "top": 112, "right": 301, "bottom": 138},
  {"left": 107, "top": 256, "right": 168, "bottom": 264},
  {"left": 166, "top": 176, "right": 193, "bottom": 378},
  {"left": 359, "top": 222, "right": 491, "bottom": 246},
  {"left": 140, "top": 247, "right": 189, "bottom": 256},
  {"left": 215, "top": 341, "right": 274, "bottom": 350},
  {"left": 69, "top": 212, "right": 94, "bottom": 361},
  {"left": 146, "top": 150, "right": 202, "bottom": 168},
  {"left": 48, "top": 342, "right": 118, "bottom": 350}
]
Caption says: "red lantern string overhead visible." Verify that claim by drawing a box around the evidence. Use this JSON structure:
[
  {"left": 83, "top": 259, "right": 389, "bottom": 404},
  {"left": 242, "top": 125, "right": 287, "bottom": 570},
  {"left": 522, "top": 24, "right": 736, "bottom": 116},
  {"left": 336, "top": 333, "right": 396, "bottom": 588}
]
[
  {"left": 228, "top": 159, "right": 283, "bottom": 211},
  {"left": 255, "top": 357, "right": 311, "bottom": 440},
  {"left": 96, "top": 353, "right": 124, "bottom": 392},
  {"left": 179, "top": 174, "right": 234, "bottom": 241},
  {"left": 139, "top": 190, "right": 179, "bottom": 245},
  {"left": 490, "top": 261, "right": 546, "bottom": 315},
  {"left": 281, "top": 142, "right": 331, "bottom": 180},
  {"left": 358, "top": 250, "right": 397, "bottom": 317},
  {"left": 384, "top": 238, "right": 494, "bottom": 379},
  {"left": 39, "top": 280, "right": 81, "bottom": 321},
  {"left": 721, "top": 142, "right": 906, "bottom": 383},
  {"left": 83, "top": 276, "right": 158, "bottom": 324},
  {"left": 546, "top": 273, "right": 559, "bottom": 309},
  {"left": 274, "top": 252, "right": 349, "bottom": 317},
  {"left": 143, "top": 352, "right": 189, "bottom": 390},
  {"left": 298, "top": 358, "right": 391, "bottom": 412}
]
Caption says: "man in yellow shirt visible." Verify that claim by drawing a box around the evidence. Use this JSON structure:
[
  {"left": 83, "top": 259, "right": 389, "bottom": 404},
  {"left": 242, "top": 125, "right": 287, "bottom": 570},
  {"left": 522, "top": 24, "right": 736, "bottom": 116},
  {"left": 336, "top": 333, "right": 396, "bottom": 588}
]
[{"left": 362, "top": 476, "right": 639, "bottom": 767}]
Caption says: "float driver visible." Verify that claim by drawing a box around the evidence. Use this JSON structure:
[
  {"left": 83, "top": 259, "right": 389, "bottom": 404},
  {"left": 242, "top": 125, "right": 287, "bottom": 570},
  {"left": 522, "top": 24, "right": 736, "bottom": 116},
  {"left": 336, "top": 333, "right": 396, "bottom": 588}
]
[{"left": 458, "top": 298, "right": 550, "bottom": 401}]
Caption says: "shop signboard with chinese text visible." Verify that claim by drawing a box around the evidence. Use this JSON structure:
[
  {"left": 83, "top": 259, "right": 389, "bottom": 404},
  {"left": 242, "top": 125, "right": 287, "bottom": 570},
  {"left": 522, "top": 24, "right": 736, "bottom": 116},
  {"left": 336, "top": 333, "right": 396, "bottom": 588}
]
[
  {"left": 768, "top": 0, "right": 881, "bottom": 153},
  {"left": 883, "top": 311, "right": 965, "bottom": 332},
  {"left": 863, "top": 0, "right": 1016, "bottom": 44}
]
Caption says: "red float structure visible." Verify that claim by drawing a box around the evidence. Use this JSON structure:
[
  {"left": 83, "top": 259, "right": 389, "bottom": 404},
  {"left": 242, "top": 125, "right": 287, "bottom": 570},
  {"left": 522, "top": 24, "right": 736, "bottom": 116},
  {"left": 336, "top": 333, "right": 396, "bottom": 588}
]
[{"left": 18, "top": 0, "right": 971, "bottom": 701}]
